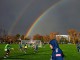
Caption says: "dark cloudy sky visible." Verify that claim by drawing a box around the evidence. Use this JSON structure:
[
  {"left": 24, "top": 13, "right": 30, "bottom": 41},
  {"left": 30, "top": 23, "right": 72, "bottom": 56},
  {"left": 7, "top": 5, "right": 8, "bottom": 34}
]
[
  {"left": 0, "top": 0, "right": 80, "bottom": 36},
  {"left": 0, "top": 0, "right": 59, "bottom": 35}
]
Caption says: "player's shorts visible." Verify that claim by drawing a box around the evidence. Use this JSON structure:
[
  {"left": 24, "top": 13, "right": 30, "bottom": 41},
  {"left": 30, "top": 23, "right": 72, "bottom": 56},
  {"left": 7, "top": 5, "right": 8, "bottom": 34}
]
[{"left": 7, "top": 50, "right": 10, "bottom": 53}]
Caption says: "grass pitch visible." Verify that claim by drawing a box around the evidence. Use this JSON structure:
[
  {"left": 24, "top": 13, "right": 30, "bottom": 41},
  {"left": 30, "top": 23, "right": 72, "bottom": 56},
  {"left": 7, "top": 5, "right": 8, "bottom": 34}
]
[{"left": 0, "top": 44, "right": 80, "bottom": 60}]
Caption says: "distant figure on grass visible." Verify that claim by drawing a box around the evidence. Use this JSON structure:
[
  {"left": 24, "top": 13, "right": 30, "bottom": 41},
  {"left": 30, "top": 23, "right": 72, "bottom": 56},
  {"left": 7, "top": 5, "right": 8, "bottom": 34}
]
[
  {"left": 4, "top": 42, "right": 14, "bottom": 58},
  {"left": 49, "top": 34, "right": 64, "bottom": 60},
  {"left": 23, "top": 43, "right": 28, "bottom": 54},
  {"left": 33, "top": 43, "right": 38, "bottom": 53},
  {"left": 19, "top": 41, "right": 23, "bottom": 51},
  {"left": 76, "top": 41, "right": 80, "bottom": 52}
]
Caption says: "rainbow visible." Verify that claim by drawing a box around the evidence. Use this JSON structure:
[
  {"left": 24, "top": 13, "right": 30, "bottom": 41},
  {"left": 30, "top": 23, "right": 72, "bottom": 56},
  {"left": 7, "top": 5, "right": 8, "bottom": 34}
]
[
  {"left": 8, "top": 16, "right": 21, "bottom": 35},
  {"left": 24, "top": 14, "right": 44, "bottom": 38},
  {"left": 8, "top": 0, "right": 35, "bottom": 35},
  {"left": 24, "top": 0, "right": 63, "bottom": 38}
]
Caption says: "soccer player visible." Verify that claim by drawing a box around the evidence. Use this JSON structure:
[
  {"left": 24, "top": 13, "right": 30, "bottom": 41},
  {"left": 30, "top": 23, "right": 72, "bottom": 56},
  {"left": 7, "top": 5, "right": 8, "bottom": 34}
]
[
  {"left": 19, "top": 41, "right": 23, "bottom": 51},
  {"left": 76, "top": 41, "right": 80, "bottom": 52},
  {"left": 24, "top": 43, "right": 28, "bottom": 53},
  {"left": 4, "top": 42, "right": 13, "bottom": 58},
  {"left": 33, "top": 43, "right": 38, "bottom": 53}
]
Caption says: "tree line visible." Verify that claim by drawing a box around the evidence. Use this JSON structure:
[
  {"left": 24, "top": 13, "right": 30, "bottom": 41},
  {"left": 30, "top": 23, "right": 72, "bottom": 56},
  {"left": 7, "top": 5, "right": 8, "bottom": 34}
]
[{"left": 0, "top": 29, "right": 80, "bottom": 44}]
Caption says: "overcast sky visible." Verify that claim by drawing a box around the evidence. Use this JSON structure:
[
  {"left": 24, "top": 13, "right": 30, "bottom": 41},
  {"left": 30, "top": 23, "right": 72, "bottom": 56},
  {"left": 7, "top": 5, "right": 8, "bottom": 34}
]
[
  {"left": 0, "top": 0, "right": 80, "bottom": 36},
  {"left": 0, "top": 0, "right": 59, "bottom": 35}
]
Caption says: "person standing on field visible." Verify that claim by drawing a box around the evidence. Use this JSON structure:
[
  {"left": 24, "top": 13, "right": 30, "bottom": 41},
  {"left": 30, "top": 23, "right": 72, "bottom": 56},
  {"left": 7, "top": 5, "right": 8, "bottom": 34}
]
[{"left": 49, "top": 33, "right": 64, "bottom": 60}]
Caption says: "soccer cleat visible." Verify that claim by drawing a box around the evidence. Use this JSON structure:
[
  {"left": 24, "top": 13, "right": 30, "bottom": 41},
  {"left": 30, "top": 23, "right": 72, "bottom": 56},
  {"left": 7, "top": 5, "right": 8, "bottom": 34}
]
[
  {"left": 6, "top": 55, "right": 9, "bottom": 57},
  {"left": 4, "top": 56, "right": 7, "bottom": 58}
]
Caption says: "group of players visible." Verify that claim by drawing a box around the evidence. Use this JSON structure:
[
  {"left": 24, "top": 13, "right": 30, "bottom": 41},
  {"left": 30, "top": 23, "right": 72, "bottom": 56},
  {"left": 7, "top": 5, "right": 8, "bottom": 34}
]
[
  {"left": 3, "top": 40, "right": 80, "bottom": 60},
  {"left": 4, "top": 41, "right": 38, "bottom": 58}
]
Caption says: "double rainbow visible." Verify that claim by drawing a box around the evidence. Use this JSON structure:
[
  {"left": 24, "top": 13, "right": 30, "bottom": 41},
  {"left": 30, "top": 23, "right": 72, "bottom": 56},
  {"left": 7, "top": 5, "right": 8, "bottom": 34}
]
[{"left": 8, "top": 0, "right": 63, "bottom": 38}]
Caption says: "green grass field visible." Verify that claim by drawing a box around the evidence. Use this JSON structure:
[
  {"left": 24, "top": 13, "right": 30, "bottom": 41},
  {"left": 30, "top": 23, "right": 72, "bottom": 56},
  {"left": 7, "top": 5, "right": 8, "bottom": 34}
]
[{"left": 0, "top": 44, "right": 80, "bottom": 60}]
